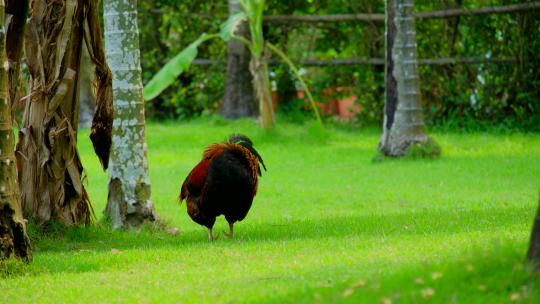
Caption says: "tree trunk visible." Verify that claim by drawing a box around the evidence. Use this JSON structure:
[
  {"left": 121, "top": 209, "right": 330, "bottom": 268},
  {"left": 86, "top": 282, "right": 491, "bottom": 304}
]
[
  {"left": 241, "top": 1, "right": 275, "bottom": 130},
  {"left": 17, "top": 0, "right": 92, "bottom": 225},
  {"left": 379, "top": 0, "right": 431, "bottom": 157},
  {"left": 0, "top": 0, "right": 31, "bottom": 260},
  {"left": 16, "top": 0, "right": 113, "bottom": 226},
  {"left": 527, "top": 194, "right": 540, "bottom": 270},
  {"left": 104, "top": 0, "right": 156, "bottom": 229},
  {"left": 251, "top": 55, "right": 275, "bottom": 130},
  {"left": 222, "top": 0, "right": 258, "bottom": 119},
  {"left": 5, "top": 0, "right": 28, "bottom": 108}
]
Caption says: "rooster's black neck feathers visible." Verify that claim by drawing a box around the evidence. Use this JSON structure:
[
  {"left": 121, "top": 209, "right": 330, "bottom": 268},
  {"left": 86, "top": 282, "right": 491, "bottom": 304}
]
[{"left": 228, "top": 134, "right": 266, "bottom": 172}]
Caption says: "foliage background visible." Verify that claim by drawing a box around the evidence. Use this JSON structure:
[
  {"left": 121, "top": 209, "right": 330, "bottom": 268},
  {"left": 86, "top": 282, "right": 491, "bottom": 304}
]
[{"left": 136, "top": 0, "right": 540, "bottom": 131}]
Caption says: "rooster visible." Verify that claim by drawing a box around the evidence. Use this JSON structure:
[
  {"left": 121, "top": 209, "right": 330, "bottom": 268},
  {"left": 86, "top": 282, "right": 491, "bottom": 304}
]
[{"left": 180, "top": 134, "right": 266, "bottom": 241}]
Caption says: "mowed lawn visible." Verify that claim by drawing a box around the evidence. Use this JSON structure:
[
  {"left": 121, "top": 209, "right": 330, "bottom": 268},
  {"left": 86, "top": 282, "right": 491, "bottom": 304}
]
[{"left": 1, "top": 119, "right": 540, "bottom": 303}]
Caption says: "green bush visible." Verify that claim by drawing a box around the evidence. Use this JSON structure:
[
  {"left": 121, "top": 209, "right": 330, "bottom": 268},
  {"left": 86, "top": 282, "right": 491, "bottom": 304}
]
[{"left": 138, "top": 0, "right": 540, "bottom": 132}]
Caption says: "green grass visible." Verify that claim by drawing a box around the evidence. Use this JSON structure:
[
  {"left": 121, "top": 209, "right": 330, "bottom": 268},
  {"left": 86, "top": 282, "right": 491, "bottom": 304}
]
[{"left": 1, "top": 118, "right": 540, "bottom": 303}]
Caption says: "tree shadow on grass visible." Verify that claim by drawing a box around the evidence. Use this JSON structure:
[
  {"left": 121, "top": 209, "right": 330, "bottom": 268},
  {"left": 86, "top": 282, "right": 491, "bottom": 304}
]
[
  {"left": 241, "top": 206, "right": 531, "bottom": 243},
  {"left": 3, "top": 205, "right": 533, "bottom": 279},
  {"left": 31, "top": 205, "right": 531, "bottom": 251},
  {"left": 256, "top": 242, "right": 540, "bottom": 304}
]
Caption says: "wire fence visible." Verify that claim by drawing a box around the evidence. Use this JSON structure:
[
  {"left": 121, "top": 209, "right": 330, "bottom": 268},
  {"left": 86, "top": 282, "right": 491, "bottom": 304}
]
[{"left": 191, "top": 2, "right": 539, "bottom": 67}]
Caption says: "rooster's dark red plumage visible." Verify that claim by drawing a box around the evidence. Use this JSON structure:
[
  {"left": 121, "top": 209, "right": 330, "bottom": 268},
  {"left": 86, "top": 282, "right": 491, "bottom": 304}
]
[{"left": 179, "top": 134, "right": 266, "bottom": 240}]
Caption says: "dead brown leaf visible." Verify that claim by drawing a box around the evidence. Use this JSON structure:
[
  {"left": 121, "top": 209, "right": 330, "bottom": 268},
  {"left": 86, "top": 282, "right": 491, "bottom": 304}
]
[
  {"left": 431, "top": 272, "right": 443, "bottom": 280},
  {"left": 351, "top": 278, "right": 366, "bottom": 288},
  {"left": 510, "top": 292, "right": 521, "bottom": 301},
  {"left": 421, "top": 287, "right": 435, "bottom": 299},
  {"left": 380, "top": 297, "right": 392, "bottom": 304},
  {"left": 167, "top": 227, "right": 180, "bottom": 236},
  {"left": 342, "top": 288, "right": 355, "bottom": 297}
]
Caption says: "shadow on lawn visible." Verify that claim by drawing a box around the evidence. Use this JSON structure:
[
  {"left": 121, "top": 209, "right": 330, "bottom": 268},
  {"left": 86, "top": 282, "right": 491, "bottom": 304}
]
[
  {"left": 257, "top": 242, "right": 540, "bottom": 303},
  {"left": 30, "top": 205, "right": 531, "bottom": 252},
  {"left": 3, "top": 205, "right": 530, "bottom": 279},
  {"left": 242, "top": 206, "right": 531, "bottom": 243}
]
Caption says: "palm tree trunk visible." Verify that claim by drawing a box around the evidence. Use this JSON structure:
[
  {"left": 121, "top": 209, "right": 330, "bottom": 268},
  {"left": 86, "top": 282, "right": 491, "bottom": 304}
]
[
  {"left": 222, "top": 0, "right": 258, "bottom": 119},
  {"left": 0, "top": 0, "right": 31, "bottom": 260},
  {"left": 527, "top": 194, "right": 540, "bottom": 270},
  {"left": 104, "top": 0, "right": 156, "bottom": 229},
  {"left": 379, "top": 0, "right": 431, "bottom": 157}
]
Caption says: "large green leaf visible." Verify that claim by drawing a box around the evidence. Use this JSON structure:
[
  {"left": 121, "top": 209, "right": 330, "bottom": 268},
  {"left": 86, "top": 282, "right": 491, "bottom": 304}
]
[
  {"left": 219, "top": 11, "right": 247, "bottom": 41},
  {"left": 143, "top": 34, "right": 217, "bottom": 101}
]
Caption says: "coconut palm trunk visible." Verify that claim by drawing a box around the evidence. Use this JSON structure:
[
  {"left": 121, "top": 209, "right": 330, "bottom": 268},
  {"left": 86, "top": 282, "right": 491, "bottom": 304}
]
[
  {"left": 0, "top": 0, "right": 31, "bottom": 260},
  {"left": 222, "top": 0, "right": 257, "bottom": 119},
  {"left": 379, "top": 0, "right": 435, "bottom": 157},
  {"left": 527, "top": 194, "right": 540, "bottom": 270},
  {"left": 16, "top": 0, "right": 113, "bottom": 225},
  {"left": 104, "top": 0, "right": 156, "bottom": 229}
]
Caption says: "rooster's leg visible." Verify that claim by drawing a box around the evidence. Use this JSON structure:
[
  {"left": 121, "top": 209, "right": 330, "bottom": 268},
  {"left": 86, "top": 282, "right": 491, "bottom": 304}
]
[
  {"left": 223, "top": 223, "right": 234, "bottom": 238},
  {"left": 208, "top": 227, "right": 219, "bottom": 241}
]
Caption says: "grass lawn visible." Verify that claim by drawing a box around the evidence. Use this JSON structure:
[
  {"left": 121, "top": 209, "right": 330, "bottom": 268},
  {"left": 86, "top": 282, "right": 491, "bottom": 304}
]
[{"left": 1, "top": 119, "right": 540, "bottom": 303}]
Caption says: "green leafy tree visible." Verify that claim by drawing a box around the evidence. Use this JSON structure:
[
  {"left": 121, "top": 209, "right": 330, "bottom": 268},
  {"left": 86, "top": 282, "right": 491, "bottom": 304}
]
[
  {"left": 143, "top": 0, "right": 321, "bottom": 130},
  {"left": 137, "top": 1, "right": 540, "bottom": 132},
  {"left": 138, "top": 1, "right": 225, "bottom": 120}
]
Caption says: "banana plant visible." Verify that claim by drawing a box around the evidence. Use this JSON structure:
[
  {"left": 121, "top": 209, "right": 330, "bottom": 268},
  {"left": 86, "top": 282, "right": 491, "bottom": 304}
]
[{"left": 143, "top": 0, "right": 322, "bottom": 130}]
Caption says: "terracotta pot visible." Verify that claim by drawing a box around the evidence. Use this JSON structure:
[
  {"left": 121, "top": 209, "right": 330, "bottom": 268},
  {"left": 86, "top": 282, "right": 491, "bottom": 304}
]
[
  {"left": 276, "top": 87, "right": 361, "bottom": 117},
  {"left": 336, "top": 96, "right": 361, "bottom": 118},
  {"left": 271, "top": 90, "right": 278, "bottom": 110},
  {"left": 295, "top": 89, "right": 304, "bottom": 100},
  {"left": 316, "top": 102, "right": 329, "bottom": 115},
  {"left": 271, "top": 90, "right": 278, "bottom": 103}
]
